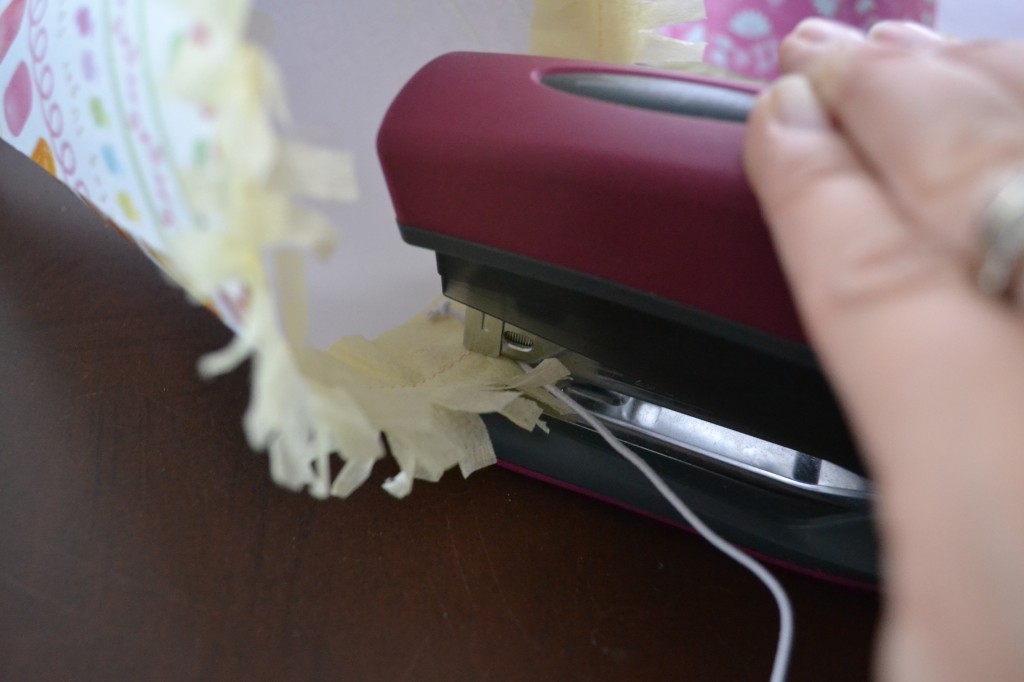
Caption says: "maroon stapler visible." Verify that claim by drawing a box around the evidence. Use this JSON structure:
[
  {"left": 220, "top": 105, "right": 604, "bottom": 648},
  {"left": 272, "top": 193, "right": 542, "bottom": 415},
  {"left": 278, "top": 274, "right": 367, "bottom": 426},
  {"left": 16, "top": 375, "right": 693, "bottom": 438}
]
[{"left": 378, "top": 52, "right": 877, "bottom": 585}]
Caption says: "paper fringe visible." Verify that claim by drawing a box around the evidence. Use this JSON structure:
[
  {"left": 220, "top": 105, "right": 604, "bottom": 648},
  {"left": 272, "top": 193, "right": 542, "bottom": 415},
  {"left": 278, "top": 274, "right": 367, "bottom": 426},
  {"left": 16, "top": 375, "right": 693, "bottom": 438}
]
[
  {"left": 153, "top": 0, "right": 582, "bottom": 499},
  {"left": 160, "top": 0, "right": 703, "bottom": 499},
  {"left": 531, "top": 0, "right": 706, "bottom": 67}
]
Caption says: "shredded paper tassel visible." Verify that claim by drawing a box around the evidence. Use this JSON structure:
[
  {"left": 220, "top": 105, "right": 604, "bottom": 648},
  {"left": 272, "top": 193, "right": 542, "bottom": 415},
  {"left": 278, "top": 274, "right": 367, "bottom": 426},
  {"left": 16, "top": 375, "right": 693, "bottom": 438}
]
[
  {"left": 531, "top": 0, "right": 706, "bottom": 66},
  {"left": 161, "top": 2, "right": 579, "bottom": 498}
]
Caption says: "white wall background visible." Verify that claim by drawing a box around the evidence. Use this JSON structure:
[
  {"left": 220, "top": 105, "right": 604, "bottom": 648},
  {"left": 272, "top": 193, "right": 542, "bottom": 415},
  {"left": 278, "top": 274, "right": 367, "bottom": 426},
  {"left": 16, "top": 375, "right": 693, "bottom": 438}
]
[
  {"left": 938, "top": 1, "right": 1024, "bottom": 39},
  {"left": 251, "top": 2, "right": 535, "bottom": 346}
]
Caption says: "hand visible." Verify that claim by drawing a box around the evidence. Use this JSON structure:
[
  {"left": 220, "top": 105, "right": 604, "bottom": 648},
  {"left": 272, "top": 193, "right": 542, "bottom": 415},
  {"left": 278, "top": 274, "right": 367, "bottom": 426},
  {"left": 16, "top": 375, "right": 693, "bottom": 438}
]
[{"left": 744, "top": 19, "right": 1024, "bottom": 681}]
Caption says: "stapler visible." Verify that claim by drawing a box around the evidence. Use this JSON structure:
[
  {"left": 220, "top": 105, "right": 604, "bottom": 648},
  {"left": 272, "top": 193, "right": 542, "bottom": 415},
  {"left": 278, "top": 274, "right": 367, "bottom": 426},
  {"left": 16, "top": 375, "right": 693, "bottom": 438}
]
[{"left": 378, "top": 52, "right": 877, "bottom": 585}]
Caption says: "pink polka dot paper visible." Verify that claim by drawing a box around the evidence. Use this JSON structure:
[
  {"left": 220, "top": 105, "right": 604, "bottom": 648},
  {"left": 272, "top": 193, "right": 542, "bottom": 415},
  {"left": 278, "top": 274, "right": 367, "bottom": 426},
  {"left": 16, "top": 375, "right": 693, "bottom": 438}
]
[{"left": 665, "top": 0, "right": 937, "bottom": 80}]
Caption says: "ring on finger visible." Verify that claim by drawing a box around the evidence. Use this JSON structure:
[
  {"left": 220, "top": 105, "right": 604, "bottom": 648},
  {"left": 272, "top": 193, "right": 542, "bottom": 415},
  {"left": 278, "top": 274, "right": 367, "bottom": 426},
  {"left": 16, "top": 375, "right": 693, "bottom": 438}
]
[{"left": 977, "top": 169, "right": 1024, "bottom": 299}]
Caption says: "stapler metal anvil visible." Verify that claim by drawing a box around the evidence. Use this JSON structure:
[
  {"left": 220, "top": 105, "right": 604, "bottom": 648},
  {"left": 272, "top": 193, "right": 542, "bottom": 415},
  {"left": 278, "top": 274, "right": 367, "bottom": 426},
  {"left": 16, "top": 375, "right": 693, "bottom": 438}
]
[{"left": 378, "top": 52, "right": 878, "bottom": 585}]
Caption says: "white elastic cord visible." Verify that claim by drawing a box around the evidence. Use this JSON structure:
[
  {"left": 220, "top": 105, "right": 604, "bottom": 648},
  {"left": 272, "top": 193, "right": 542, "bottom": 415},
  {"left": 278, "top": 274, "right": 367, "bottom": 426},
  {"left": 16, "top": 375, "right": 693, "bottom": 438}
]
[
  {"left": 537, "top": 377, "right": 794, "bottom": 682},
  {"left": 429, "top": 302, "right": 793, "bottom": 680}
]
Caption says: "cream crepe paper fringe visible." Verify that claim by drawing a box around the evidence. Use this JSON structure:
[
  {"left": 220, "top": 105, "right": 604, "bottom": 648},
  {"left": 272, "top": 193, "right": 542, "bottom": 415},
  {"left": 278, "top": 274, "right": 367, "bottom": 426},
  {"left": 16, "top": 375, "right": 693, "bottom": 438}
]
[
  {"left": 531, "top": 0, "right": 705, "bottom": 66},
  {"left": 159, "top": 0, "right": 702, "bottom": 499}
]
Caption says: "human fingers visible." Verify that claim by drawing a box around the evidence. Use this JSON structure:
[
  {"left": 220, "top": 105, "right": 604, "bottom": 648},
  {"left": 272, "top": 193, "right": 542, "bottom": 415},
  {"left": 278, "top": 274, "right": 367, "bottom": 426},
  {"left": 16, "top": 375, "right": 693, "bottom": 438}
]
[
  {"left": 779, "top": 19, "right": 949, "bottom": 75},
  {"left": 866, "top": 20, "right": 947, "bottom": 48},
  {"left": 745, "top": 71, "right": 1024, "bottom": 682},
  {"left": 781, "top": 22, "right": 1024, "bottom": 260},
  {"left": 743, "top": 73, "right": 1024, "bottom": 494},
  {"left": 777, "top": 18, "right": 865, "bottom": 73}
]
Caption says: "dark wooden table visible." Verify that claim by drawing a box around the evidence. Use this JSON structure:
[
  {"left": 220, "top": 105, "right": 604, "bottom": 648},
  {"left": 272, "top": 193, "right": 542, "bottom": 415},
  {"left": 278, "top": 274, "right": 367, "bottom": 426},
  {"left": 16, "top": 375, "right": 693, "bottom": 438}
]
[{"left": 0, "top": 141, "right": 880, "bottom": 681}]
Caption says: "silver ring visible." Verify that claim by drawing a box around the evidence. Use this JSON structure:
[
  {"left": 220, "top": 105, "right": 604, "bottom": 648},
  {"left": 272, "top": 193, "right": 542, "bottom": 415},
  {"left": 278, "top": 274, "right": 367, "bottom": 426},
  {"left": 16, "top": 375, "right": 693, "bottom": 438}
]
[{"left": 977, "top": 170, "right": 1024, "bottom": 298}]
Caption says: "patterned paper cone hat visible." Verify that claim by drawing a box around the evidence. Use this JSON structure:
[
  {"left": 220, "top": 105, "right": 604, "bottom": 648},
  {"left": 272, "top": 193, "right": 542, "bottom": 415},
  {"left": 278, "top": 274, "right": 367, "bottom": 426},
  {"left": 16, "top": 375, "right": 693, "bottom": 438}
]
[
  {"left": 664, "top": 0, "right": 937, "bottom": 80},
  {"left": 0, "top": 0, "right": 706, "bottom": 498}
]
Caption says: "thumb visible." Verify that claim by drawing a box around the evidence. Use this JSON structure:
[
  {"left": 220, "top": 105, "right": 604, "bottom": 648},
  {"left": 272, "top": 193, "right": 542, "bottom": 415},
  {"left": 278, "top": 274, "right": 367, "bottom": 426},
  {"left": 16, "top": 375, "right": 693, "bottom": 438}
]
[{"left": 744, "top": 74, "right": 952, "bottom": 336}]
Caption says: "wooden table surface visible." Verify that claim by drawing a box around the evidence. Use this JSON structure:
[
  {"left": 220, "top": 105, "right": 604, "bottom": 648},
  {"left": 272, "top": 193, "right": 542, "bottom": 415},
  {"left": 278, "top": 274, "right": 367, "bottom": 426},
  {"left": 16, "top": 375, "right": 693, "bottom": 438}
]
[{"left": 0, "top": 141, "right": 880, "bottom": 681}]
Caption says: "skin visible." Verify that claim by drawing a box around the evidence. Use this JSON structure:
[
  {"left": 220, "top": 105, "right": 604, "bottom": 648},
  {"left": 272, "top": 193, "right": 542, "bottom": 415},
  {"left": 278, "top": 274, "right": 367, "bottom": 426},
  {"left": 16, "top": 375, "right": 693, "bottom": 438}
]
[{"left": 743, "top": 19, "right": 1024, "bottom": 681}]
